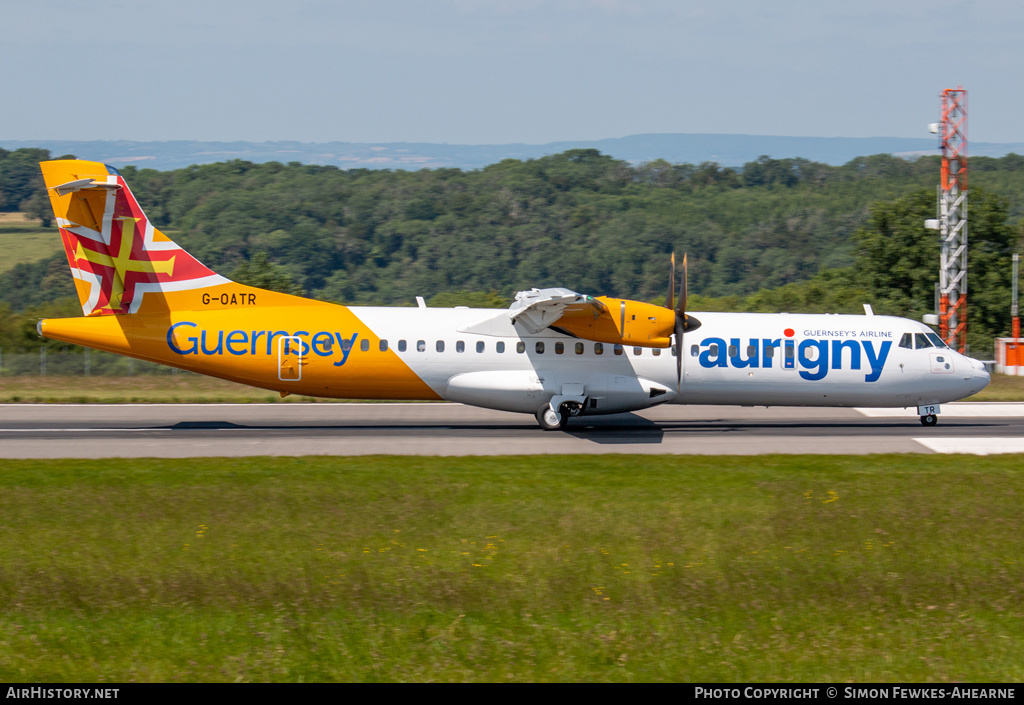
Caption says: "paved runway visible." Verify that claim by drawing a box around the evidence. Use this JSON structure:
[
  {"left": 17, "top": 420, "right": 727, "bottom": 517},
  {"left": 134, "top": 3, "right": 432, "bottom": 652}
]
[{"left": 1, "top": 402, "right": 1023, "bottom": 457}]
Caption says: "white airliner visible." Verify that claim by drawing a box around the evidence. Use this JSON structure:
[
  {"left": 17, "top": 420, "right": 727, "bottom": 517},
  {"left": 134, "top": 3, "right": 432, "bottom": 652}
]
[
  {"left": 354, "top": 298, "right": 990, "bottom": 428},
  {"left": 38, "top": 160, "right": 991, "bottom": 429}
]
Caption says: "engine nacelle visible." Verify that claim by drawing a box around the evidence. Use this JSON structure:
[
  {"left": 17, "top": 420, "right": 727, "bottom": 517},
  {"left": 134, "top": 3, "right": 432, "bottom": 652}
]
[{"left": 553, "top": 297, "right": 674, "bottom": 348}]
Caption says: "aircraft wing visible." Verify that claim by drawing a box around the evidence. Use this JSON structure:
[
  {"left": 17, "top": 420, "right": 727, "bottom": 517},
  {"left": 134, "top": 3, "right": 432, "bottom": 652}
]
[
  {"left": 508, "top": 288, "right": 607, "bottom": 334},
  {"left": 508, "top": 287, "right": 674, "bottom": 347}
]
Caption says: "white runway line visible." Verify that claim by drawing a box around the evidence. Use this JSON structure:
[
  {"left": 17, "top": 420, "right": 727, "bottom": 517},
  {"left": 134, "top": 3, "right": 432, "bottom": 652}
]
[
  {"left": 0, "top": 428, "right": 163, "bottom": 433},
  {"left": 856, "top": 403, "right": 1024, "bottom": 418},
  {"left": 913, "top": 438, "right": 1024, "bottom": 455},
  {"left": 0, "top": 402, "right": 460, "bottom": 408}
]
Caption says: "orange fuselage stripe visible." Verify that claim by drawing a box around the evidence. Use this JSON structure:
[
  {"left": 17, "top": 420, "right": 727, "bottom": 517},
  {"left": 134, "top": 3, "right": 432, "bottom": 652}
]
[{"left": 40, "top": 298, "right": 441, "bottom": 400}]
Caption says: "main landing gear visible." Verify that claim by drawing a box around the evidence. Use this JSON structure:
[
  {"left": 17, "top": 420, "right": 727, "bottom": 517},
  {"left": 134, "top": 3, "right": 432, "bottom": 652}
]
[
  {"left": 920, "top": 414, "right": 938, "bottom": 426},
  {"left": 535, "top": 401, "right": 583, "bottom": 431}
]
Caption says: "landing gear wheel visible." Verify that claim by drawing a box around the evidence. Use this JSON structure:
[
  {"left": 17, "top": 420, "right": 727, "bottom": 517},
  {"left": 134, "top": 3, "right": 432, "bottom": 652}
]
[
  {"left": 920, "top": 414, "right": 938, "bottom": 426},
  {"left": 536, "top": 405, "right": 567, "bottom": 431}
]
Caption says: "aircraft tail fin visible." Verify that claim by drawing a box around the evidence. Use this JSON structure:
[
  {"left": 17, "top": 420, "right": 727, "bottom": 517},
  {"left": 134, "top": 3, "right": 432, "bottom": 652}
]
[{"left": 40, "top": 160, "right": 230, "bottom": 316}]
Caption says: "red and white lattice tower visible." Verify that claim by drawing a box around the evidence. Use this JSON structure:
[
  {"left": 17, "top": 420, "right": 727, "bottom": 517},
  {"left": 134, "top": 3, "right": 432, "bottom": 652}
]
[{"left": 938, "top": 87, "right": 968, "bottom": 353}]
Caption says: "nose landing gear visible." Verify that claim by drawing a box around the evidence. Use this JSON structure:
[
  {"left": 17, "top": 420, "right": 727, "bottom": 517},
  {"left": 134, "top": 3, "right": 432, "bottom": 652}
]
[{"left": 917, "top": 404, "right": 940, "bottom": 427}]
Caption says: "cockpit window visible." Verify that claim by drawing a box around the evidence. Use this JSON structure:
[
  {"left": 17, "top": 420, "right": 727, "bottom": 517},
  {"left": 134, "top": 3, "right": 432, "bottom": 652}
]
[
  {"left": 926, "top": 333, "right": 948, "bottom": 348},
  {"left": 899, "top": 333, "right": 913, "bottom": 349},
  {"left": 915, "top": 333, "right": 933, "bottom": 349}
]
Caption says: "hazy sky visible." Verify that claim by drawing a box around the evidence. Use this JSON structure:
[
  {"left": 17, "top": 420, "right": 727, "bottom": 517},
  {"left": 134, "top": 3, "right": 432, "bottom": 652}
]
[{"left": 4, "top": 0, "right": 1023, "bottom": 144}]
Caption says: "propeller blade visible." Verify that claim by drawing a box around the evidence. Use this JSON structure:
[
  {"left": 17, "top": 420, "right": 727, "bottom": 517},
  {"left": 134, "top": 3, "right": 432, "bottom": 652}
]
[
  {"left": 675, "top": 253, "right": 687, "bottom": 390},
  {"left": 675, "top": 315, "right": 684, "bottom": 391},
  {"left": 678, "top": 252, "right": 687, "bottom": 319},
  {"left": 666, "top": 252, "right": 676, "bottom": 311},
  {"left": 673, "top": 253, "right": 701, "bottom": 390},
  {"left": 675, "top": 252, "right": 701, "bottom": 333}
]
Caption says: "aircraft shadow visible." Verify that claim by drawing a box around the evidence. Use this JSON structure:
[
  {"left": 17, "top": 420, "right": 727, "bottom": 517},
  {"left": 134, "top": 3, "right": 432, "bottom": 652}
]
[
  {"left": 160, "top": 418, "right": 1007, "bottom": 442},
  {"left": 565, "top": 413, "right": 665, "bottom": 444},
  {"left": 164, "top": 417, "right": 668, "bottom": 443}
]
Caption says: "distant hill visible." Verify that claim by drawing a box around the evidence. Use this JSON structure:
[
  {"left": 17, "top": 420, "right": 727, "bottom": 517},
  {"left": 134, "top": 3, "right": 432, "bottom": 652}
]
[{"left": 4, "top": 134, "right": 1023, "bottom": 172}]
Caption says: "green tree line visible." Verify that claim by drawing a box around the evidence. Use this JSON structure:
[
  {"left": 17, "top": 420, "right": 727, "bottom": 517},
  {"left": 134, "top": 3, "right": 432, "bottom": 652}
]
[
  {"left": 688, "top": 187, "right": 1019, "bottom": 353},
  {"left": 1, "top": 147, "right": 1022, "bottom": 355}
]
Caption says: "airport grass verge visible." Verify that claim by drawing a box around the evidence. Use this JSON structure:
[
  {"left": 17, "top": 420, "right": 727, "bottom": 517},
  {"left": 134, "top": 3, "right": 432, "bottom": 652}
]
[
  {"left": 1, "top": 454, "right": 1022, "bottom": 682},
  {"left": 0, "top": 216, "right": 63, "bottom": 275},
  {"left": 0, "top": 375, "right": 337, "bottom": 404},
  {"left": 968, "top": 372, "right": 1024, "bottom": 401},
  {"left": 1, "top": 372, "right": 1023, "bottom": 403}
]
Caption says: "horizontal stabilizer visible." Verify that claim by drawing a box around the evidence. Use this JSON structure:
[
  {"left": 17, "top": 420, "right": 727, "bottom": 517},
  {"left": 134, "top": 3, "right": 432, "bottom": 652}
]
[{"left": 52, "top": 178, "right": 123, "bottom": 197}]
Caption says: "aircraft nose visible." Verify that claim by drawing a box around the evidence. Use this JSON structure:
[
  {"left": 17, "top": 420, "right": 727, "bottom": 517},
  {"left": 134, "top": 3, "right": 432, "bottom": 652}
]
[{"left": 968, "top": 357, "right": 990, "bottom": 393}]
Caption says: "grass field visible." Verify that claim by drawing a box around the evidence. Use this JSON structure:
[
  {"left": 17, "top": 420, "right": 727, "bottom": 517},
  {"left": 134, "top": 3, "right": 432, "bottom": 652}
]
[
  {"left": 0, "top": 214, "right": 62, "bottom": 275},
  {"left": 0, "top": 374, "right": 332, "bottom": 404},
  {"left": 968, "top": 372, "right": 1024, "bottom": 401},
  {"left": 1, "top": 454, "right": 1022, "bottom": 682},
  {"left": 1, "top": 372, "right": 1023, "bottom": 403}
]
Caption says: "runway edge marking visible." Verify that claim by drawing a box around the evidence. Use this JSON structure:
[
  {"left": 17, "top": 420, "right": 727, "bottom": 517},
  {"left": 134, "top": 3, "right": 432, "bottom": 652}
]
[
  {"left": 912, "top": 437, "right": 1024, "bottom": 455},
  {"left": 857, "top": 403, "right": 1024, "bottom": 418}
]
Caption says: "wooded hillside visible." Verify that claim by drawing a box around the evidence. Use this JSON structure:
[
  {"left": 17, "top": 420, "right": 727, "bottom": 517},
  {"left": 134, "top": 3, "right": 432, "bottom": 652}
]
[{"left": 1, "top": 147, "right": 1022, "bottom": 353}]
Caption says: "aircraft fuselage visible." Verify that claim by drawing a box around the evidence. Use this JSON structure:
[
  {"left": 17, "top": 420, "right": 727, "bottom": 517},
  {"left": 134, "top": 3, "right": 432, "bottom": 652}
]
[{"left": 41, "top": 304, "right": 990, "bottom": 415}]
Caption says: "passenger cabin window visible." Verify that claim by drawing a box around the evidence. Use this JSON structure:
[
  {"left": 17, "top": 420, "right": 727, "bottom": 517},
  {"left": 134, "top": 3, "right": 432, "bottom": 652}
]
[
  {"left": 765, "top": 346, "right": 775, "bottom": 358},
  {"left": 476, "top": 341, "right": 485, "bottom": 353},
  {"left": 536, "top": 342, "right": 545, "bottom": 354},
  {"left": 496, "top": 341, "right": 505, "bottom": 353},
  {"left": 516, "top": 342, "right": 525, "bottom": 354},
  {"left": 728, "top": 345, "right": 738, "bottom": 357},
  {"left": 575, "top": 342, "right": 585, "bottom": 355},
  {"left": 652, "top": 348, "right": 661, "bottom": 356},
  {"left": 436, "top": 340, "right": 445, "bottom": 353},
  {"left": 456, "top": 341, "right": 465, "bottom": 353},
  {"left": 899, "top": 333, "right": 913, "bottom": 349},
  {"left": 915, "top": 333, "right": 933, "bottom": 349},
  {"left": 614, "top": 345, "right": 623, "bottom": 356},
  {"left": 709, "top": 344, "right": 719, "bottom": 356},
  {"left": 595, "top": 343, "right": 604, "bottom": 355},
  {"left": 747, "top": 345, "right": 756, "bottom": 357},
  {"left": 416, "top": 340, "right": 425, "bottom": 352},
  {"left": 690, "top": 344, "right": 699, "bottom": 357},
  {"left": 379, "top": 340, "right": 388, "bottom": 352},
  {"left": 360, "top": 339, "right": 370, "bottom": 352},
  {"left": 398, "top": 340, "right": 407, "bottom": 352},
  {"left": 784, "top": 345, "right": 794, "bottom": 359},
  {"left": 555, "top": 342, "right": 564, "bottom": 354},
  {"left": 633, "top": 347, "right": 642, "bottom": 356}
]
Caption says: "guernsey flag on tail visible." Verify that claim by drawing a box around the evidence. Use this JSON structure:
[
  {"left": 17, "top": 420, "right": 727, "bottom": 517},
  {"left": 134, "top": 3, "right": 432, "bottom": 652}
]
[{"left": 41, "top": 160, "right": 229, "bottom": 316}]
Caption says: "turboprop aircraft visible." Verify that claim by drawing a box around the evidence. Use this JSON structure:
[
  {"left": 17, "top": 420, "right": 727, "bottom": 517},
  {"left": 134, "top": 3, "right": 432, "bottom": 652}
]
[{"left": 36, "top": 159, "right": 990, "bottom": 429}]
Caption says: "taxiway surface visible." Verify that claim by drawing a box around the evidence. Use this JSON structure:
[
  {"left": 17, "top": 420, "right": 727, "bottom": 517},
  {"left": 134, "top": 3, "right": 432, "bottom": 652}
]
[{"left": 1, "top": 402, "right": 1023, "bottom": 457}]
